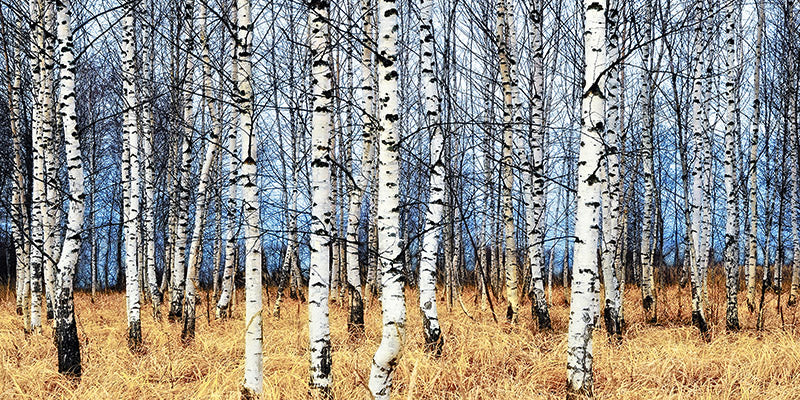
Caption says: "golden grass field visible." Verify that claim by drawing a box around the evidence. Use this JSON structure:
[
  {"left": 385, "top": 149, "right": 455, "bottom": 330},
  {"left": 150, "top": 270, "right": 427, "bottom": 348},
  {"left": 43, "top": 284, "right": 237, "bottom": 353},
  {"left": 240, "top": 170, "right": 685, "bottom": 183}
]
[{"left": 2, "top": 279, "right": 800, "bottom": 399}]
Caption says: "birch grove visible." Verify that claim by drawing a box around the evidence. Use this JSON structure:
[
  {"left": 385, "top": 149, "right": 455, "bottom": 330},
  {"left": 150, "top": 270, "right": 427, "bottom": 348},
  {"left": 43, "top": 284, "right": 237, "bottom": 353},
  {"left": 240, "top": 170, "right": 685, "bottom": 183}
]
[{"left": 3, "top": 0, "right": 800, "bottom": 397}]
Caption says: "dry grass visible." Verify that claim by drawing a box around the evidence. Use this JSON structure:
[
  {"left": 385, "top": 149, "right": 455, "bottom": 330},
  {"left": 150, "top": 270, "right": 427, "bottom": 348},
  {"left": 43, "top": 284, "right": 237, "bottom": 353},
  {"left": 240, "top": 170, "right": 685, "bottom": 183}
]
[{"left": 1, "top": 281, "right": 800, "bottom": 399}]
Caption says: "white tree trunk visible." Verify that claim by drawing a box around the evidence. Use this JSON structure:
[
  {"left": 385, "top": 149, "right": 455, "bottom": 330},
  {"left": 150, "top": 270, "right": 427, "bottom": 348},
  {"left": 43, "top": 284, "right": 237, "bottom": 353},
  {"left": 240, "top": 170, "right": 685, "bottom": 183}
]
[
  {"left": 236, "top": 0, "right": 262, "bottom": 395},
  {"left": 689, "top": 0, "right": 710, "bottom": 334},
  {"left": 182, "top": 0, "right": 223, "bottom": 342},
  {"left": 601, "top": 0, "right": 624, "bottom": 338},
  {"left": 344, "top": 0, "right": 376, "bottom": 335},
  {"left": 496, "top": 0, "right": 519, "bottom": 322},
  {"left": 722, "top": 0, "right": 741, "bottom": 330},
  {"left": 368, "top": 0, "right": 407, "bottom": 394},
  {"left": 747, "top": 0, "right": 764, "bottom": 309},
  {"left": 27, "top": 0, "right": 45, "bottom": 334},
  {"left": 526, "top": 0, "right": 551, "bottom": 330},
  {"left": 215, "top": 19, "right": 241, "bottom": 319},
  {"left": 10, "top": 44, "right": 30, "bottom": 326},
  {"left": 639, "top": 0, "right": 657, "bottom": 324},
  {"left": 53, "top": 0, "right": 84, "bottom": 376},
  {"left": 168, "top": 0, "right": 196, "bottom": 321},
  {"left": 566, "top": 0, "right": 605, "bottom": 397},
  {"left": 121, "top": 3, "right": 143, "bottom": 349},
  {"left": 417, "top": 0, "right": 445, "bottom": 353},
  {"left": 307, "top": 0, "right": 334, "bottom": 392}
]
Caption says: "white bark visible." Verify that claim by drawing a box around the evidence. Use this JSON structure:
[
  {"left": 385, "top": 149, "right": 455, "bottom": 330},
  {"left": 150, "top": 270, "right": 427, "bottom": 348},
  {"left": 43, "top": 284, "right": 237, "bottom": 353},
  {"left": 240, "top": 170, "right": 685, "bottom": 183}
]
[
  {"left": 182, "top": 0, "right": 223, "bottom": 342},
  {"left": 368, "top": 0, "right": 407, "bottom": 394},
  {"left": 722, "top": 0, "right": 741, "bottom": 329},
  {"left": 28, "top": 0, "right": 45, "bottom": 334},
  {"left": 236, "top": 0, "right": 262, "bottom": 394},
  {"left": 168, "top": 0, "right": 196, "bottom": 321},
  {"left": 344, "top": 0, "right": 376, "bottom": 334},
  {"left": 601, "top": 0, "right": 623, "bottom": 337},
  {"left": 566, "top": 0, "right": 605, "bottom": 396},
  {"left": 418, "top": 0, "right": 445, "bottom": 353},
  {"left": 308, "top": 0, "right": 334, "bottom": 391},
  {"left": 747, "top": 0, "right": 764, "bottom": 309},
  {"left": 496, "top": 0, "right": 520, "bottom": 322},
  {"left": 53, "top": 0, "right": 84, "bottom": 376},
  {"left": 121, "top": 3, "right": 143, "bottom": 349},
  {"left": 639, "top": 0, "right": 656, "bottom": 323}
]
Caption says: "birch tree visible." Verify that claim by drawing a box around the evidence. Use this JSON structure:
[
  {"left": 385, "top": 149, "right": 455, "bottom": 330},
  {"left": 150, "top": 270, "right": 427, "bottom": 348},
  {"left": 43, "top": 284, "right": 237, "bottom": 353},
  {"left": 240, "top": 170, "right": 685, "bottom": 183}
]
[
  {"left": 418, "top": 0, "right": 446, "bottom": 353},
  {"left": 168, "top": 0, "right": 196, "bottom": 321},
  {"left": 601, "top": 0, "right": 623, "bottom": 338},
  {"left": 236, "top": 0, "right": 262, "bottom": 393},
  {"left": 639, "top": 0, "right": 657, "bottom": 324},
  {"left": 747, "top": 0, "right": 764, "bottom": 312},
  {"left": 722, "top": 0, "right": 741, "bottom": 330},
  {"left": 308, "top": 0, "right": 334, "bottom": 392},
  {"left": 566, "top": 0, "right": 605, "bottom": 396},
  {"left": 182, "top": 0, "right": 223, "bottom": 343},
  {"left": 527, "top": 0, "right": 551, "bottom": 330},
  {"left": 343, "top": 0, "right": 376, "bottom": 335},
  {"left": 121, "top": 0, "right": 143, "bottom": 350},
  {"left": 368, "top": 0, "right": 407, "bottom": 393},
  {"left": 53, "top": 0, "right": 84, "bottom": 376}
]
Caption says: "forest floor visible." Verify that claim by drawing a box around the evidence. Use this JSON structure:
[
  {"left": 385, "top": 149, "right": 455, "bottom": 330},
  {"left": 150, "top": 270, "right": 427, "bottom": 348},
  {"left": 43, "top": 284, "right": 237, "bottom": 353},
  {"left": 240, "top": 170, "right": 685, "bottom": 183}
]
[{"left": 2, "top": 281, "right": 800, "bottom": 399}]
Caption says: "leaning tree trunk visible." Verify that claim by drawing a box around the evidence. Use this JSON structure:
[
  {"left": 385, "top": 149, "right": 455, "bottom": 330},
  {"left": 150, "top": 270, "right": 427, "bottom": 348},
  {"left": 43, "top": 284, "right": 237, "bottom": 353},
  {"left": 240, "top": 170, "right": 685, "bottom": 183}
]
[
  {"left": 236, "top": 0, "right": 262, "bottom": 394},
  {"left": 417, "top": 0, "right": 446, "bottom": 354},
  {"left": 121, "top": 2, "right": 143, "bottom": 350},
  {"left": 53, "top": 0, "right": 84, "bottom": 376},
  {"left": 168, "top": 0, "right": 196, "bottom": 322},
  {"left": 368, "top": 0, "right": 407, "bottom": 395},
  {"left": 307, "top": 0, "right": 334, "bottom": 393},
  {"left": 566, "top": 0, "right": 605, "bottom": 397},
  {"left": 722, "top": 0, "right": 741, "bottom": 330},
  {"left": 182, "top": 0, "right": 223, "bottom": 343}
]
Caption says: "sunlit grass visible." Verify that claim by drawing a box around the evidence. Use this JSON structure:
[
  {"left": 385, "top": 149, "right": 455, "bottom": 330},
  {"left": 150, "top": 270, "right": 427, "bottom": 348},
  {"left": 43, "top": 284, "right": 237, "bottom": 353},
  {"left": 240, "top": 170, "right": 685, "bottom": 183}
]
[{"left": 1, "top": 274, "right": 800, "bottom": 399}]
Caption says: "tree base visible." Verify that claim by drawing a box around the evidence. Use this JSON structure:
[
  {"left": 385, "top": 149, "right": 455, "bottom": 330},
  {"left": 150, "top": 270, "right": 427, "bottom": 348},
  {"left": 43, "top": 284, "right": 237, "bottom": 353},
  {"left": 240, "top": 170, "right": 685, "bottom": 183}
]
[
  {"left": 347, "top": 291, "right": 365, "bottom": 339},
  {"left": 691, "top": 310, "right": 710, "bottom": 341},
  {"left": 603, "top": 306, "right": 623, "bottom": 341},
  {"left": 56, "top": 317, "right": 82, "bottom": 378},
  {"left": 422, "top": 315, "right": 444, "bottom": 357},
  {"left": 128, "top": 320, "right": 144, "bottom": 353},
  {"left": 532, "top": 301, "right": 552, "bottom": 331}
]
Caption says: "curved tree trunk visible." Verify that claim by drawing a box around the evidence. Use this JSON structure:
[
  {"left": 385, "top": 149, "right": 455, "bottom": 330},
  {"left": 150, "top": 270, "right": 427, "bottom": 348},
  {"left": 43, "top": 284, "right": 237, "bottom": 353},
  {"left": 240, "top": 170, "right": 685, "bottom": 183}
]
[{"left": 368, "top": 0, "right": 407, "bottom": 394}]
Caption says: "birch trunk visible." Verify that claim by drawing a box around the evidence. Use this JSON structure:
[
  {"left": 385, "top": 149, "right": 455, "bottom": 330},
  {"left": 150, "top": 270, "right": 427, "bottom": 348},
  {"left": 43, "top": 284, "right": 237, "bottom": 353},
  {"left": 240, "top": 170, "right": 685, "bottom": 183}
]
[
  {"left": 368, "top": 0, "right": 407, "bottom": 393},
  {"left": 182, "top": 0, "right": 223, "bottom": 343},
  {"left": 496, "top": 0, "right": 519, "bottom": 322},
  {"left": 722, "top": 0, "right": 741, "bottom": 329},
  {"left": 566, "top": 0, "right": 605, "bottom": 397},
  {"left": 41, "top": 2, "right": 58, "bottom": 322},
  {"left": 53, "top": 0, "right": 84, "bottom": 376},
  {"left": 28, "top": 0, "right": 45, "bottom": 334},
  {"left": 639, "top": 0, "right": 656, "bottom": 324},
  {"left": 10, "top": 44, "right": 30, "bottom": 324},
  {"left": 121, "top": 2, "right": 143, "bottom": 349},
  {"left": 747, "top": 0, "right": 764, "bottom": 310},
  {"left": 601, "top": 0, "right": 623, "bottom": 337},
  {"left": 308, "top": 0, "right": 334, "bottom": 391},
  {"left": 168, "top": 0, "right": 196, "bottom": 321},
  {"left": 527, "top": 0, "right": 551, "bottom": 330},
  {"left": 344, "top": 0, "right": 376, "bottom": 335},
  {"left": 418, "top": 0, "right": 445, "bottom": 353},
  {"left": 689, "top": 0, "right": 710, "bottom": 334},
  {"left": 236, "top": 0, "right": 262, "bottom": 393},
  {"left": 215, "top": 18, "right": 241, "bottom": 319}
]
